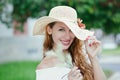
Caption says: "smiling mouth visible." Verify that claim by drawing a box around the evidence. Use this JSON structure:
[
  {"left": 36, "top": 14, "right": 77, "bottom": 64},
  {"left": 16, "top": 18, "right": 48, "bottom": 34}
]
[{"left": 61, "top": 40, "right": 70, "bottom": 46}]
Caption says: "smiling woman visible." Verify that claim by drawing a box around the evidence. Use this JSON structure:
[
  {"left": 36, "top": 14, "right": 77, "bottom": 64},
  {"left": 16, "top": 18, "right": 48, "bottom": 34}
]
[
  {"left": 47, "top": 22, "right": 75, "bottom": 50},
  {"left": 33, "top": 6, "right": 107, "bottom": 80}
]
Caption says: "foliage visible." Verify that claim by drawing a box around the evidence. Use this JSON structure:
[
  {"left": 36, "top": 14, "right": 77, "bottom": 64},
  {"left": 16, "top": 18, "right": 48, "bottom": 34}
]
[
  {"left": 10, "top": 0, "right": 46, "bottom": 23},
  {"left": 0, "top": 0, "right": 4, "bottom": 17},
  {"left": 9, "top": 0, "right": 47, "bottom": 32},
  {"left": 39, "top": 0, "right": 119, "bottom": 34},
  {"left": 73, "top": 0, "right": 120, "bottom": 34},
  {"left": 37, "top": 0, "right": 120, "bottom": 34},
  {"left": 0, "top": 0, "right": 12, "bottom": 28},
  {"left": 1, "top": 0, "right": 120, "bottom": 34}
]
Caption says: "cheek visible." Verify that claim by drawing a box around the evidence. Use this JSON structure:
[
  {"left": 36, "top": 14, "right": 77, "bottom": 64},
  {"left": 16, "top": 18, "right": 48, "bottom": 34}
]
[
  {"left": 52, "top": 33, "right": 61, "bottom": 43},
  {"left": 71, "top": 33, "right": 75, "bottom": 40}
]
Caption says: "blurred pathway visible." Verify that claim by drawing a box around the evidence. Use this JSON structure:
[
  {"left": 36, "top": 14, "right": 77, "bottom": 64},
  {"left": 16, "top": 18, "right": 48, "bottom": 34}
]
[
  {"left": 99, "top": 56, "right": 120, "bottom": 80},
  {"left": 108, "top": 72, "right": 120, "bottom": 80},
  {"left": 0, "top": 36, "right": 44, "bottom": 63},
  {"left": 100, "top": 55, "right": 120, "bottom": 71}
]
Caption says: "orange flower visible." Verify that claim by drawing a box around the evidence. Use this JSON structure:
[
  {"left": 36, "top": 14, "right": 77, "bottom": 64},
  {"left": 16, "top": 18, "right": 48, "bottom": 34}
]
[{"left": 77, "top": 18, "right": 85, "bottom": 29}]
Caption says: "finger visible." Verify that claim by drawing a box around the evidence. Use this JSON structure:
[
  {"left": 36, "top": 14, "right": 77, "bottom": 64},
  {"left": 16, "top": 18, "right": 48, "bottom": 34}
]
[
  {"left": 69, "top": 66, "right": 78, "bottom": 75},
  {"left": 74, "top": 70, "right": 81, "bottom": 77},
  {"left": 76, "top": 73, "right": 83, "bottom": 79},
  {"left": 85, "top": 36, "right": 95, "bottom": 43},
  {"left": 84, "top": 39, "right": 89, "bottom": 47},
  {"left": 92, "top": 47, "right": 100, "bottom": 57},
  {"left": 85, "top": 39, "right": 93, "bottom": 47},
  {"left": 73, "top": 69, "right": 80, "bottom": 77},
  {"left": 79, "top": 74, "right": 83, "bottom": 80},
  {"left": 92, "top": 44, "right": 101, "bottom": 57},
  {"left": 91, "top": 39, "right": 101, "bottom": 47},
  {"left": 91, "top": 40, "right": 97, "bottom": 47},
  {"left": 86, "top": 36, "right": 95, "bottom": 40},
  {"left": 71, "top": 66, "right": 78, "bottom": 71},
  {"left": 87, "top": 36, "right": 99, "bottom": 46},
  {"left": 70, "top": 67, "right": 80, "bottom": 77}
]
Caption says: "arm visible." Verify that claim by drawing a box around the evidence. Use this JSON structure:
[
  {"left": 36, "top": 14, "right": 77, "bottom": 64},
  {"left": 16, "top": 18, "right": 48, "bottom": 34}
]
[
  {"left": 91, "top": 56, "right": 107, "bottom": 80},
  {"left": 85, "top": 37, "right": 107, "bottom": 80},
  {"left": 88, "top": 54, "right": 107, "bottom": 80}
]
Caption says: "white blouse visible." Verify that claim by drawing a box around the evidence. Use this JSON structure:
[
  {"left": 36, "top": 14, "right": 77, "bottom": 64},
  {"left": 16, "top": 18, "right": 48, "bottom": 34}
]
[
  {"left": 35, "top": 49, "right": 88, "bottom": 80},
  {"left": 36, "top": 67, "right": 70, "bottom": 80},
  {"left": 36, "top": 50, "right": 72, "bottom": 80}
]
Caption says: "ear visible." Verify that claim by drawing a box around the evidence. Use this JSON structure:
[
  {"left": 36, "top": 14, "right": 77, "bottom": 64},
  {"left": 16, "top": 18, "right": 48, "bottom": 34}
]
[{"left": 47, "top": 26, "right": 52, "bottom": 35}]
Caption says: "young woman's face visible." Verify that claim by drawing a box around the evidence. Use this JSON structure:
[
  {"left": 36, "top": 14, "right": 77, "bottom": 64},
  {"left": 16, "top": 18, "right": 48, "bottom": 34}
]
[{"left": 47, "top": 22, "right": 75, "bottom": 50}]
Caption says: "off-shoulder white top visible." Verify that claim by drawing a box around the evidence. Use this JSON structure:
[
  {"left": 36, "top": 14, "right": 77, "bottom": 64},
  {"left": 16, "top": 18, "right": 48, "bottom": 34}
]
[
  {"left": 35, "top": 49, "right": 89, "bottom": 80},
  {"left": 36, "top": 67, "right": 70, "bottom": 80}
]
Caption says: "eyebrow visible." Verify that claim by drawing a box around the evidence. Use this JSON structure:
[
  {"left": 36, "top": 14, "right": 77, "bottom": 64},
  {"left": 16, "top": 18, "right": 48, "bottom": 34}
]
[{"left": 58, "top": 26, "right": 65, "bottom": 29}]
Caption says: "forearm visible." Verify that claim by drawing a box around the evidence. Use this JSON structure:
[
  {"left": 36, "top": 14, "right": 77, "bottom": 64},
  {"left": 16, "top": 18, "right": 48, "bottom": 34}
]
[{"left": 90, "top": 56, "right": 107, "bottom": 80}]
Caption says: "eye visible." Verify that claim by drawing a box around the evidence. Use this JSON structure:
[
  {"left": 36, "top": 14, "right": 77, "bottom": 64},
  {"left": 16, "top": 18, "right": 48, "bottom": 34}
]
[
  {"left": 69, "top": 29, "right": 72, "bottom": 32},
  {"left": 58, "top": 28, "right": 65, "bottom": 31}
]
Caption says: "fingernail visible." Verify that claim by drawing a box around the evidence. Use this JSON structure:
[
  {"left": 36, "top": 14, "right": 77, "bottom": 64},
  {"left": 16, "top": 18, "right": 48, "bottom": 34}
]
[
  {"left": 86, "top": 37, "right": 88, "bottom": 40},
  {"left": 86, "top": 36, "right": 90, "bottom": 40},
  {"left": 89, "top": 44, "right": 91, "bottom": 46}
]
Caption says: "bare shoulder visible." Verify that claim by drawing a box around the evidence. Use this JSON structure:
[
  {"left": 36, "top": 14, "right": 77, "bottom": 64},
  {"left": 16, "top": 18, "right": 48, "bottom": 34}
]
[{"left": 36, "top": 56, "right": 60, "bottom": 70}]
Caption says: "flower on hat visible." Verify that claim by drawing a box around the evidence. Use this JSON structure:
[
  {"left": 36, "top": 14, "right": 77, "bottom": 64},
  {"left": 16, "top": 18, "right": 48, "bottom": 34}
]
[{"left": 77, "top": 18, "right": 86, "bottom": 29}]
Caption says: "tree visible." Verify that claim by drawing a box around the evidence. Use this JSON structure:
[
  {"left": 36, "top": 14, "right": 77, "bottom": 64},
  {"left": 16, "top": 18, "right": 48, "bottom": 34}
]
[
  {"left": 1, "top": 0, "right": 120, "bottom": 34},
  {"left": 0, "top": 0, "right": 13, "bottom": 28},
  {"left": 10, "top": 0, "right": 47, "bottom": 32},
  {"left": 73, "top": 0, "right": 120, "bottom": 34},
  {"left": 42, "top": 0, "right": 120, "bottom": 34}
]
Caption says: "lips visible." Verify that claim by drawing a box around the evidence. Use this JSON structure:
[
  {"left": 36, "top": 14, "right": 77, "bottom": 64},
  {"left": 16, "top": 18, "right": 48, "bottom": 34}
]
[{"left": 61, "top": 40, "right": 71, "bottom": 46}]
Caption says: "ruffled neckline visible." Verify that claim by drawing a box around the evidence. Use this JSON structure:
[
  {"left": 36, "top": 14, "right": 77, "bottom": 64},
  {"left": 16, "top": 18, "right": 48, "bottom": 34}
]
[{"left": 45, "top": 50, "right": 73, "bottom": 68}]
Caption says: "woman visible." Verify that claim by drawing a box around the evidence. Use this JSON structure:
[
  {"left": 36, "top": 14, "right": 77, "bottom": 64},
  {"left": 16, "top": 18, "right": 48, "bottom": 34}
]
[{"left": 33, "top": 6, "right": 106, "bottom": 80}]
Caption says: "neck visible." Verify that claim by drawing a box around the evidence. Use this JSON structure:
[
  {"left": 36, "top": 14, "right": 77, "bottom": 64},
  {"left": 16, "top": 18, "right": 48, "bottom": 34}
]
[{"left": 52, "top": 45, "right": 69, "bottom": 55}]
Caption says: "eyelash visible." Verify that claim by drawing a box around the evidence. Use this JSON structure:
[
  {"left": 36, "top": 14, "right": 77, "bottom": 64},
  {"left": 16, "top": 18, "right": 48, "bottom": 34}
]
[
  {"left": 59, "top": 29, "right": 65, "bottom": 31},
  {"left": 69, "top": 30, "right": 72, "bottom": 32}
]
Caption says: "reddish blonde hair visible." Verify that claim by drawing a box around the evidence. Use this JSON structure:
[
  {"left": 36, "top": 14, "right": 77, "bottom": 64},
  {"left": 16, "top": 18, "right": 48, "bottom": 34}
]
[{"left": 43, "top": 22, "right": 94, "bottom": 80}]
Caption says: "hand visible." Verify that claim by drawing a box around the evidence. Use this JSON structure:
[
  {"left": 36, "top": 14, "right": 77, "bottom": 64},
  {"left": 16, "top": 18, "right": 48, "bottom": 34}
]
[
  {"left": 84, "top": 36, "right": 101, "bottom": 59},
  {"left": 68, "top": 66, "right": 83, "bottom": 80}
]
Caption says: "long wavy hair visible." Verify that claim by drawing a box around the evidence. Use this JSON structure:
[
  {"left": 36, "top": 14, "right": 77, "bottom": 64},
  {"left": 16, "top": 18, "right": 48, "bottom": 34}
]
[{"left": 43, "top": 22, "right": 94, "bottom": 80}]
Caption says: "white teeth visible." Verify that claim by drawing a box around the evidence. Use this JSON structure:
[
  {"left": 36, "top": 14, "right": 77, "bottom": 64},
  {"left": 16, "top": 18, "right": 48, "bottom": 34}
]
[
  {"left": 62, "top": 41, "right": 70, "bottom": 44},
  {"left": 63, "top": 42, "right": 69, "bottom": 44}
]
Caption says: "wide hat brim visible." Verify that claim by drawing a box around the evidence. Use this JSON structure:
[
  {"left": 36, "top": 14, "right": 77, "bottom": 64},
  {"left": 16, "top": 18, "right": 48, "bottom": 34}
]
[{"left": 33, "top": 16, "right": 94, "bottom": 40}]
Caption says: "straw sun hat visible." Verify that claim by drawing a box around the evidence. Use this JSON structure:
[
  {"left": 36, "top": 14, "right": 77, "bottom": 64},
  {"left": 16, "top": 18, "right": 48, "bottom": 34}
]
[{"left": 33, "top": 6, "right": 94, "bottom": 40}]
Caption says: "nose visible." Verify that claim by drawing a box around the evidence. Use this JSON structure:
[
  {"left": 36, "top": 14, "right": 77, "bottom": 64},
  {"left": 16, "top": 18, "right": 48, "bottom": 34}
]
[{"left": 64, "top": 31, "right": 71, "bottom": 39}]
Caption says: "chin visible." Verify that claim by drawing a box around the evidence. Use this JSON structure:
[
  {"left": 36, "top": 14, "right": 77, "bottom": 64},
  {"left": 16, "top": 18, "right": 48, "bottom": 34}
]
[{"left": 62, "top": 46, "right": 69, "bottom": 50}]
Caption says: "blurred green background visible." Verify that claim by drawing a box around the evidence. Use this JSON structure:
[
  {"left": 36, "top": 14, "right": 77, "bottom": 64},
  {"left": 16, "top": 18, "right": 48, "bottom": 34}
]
[{"left": 0, "top": 0, "right": 120, "bottom": 34}]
